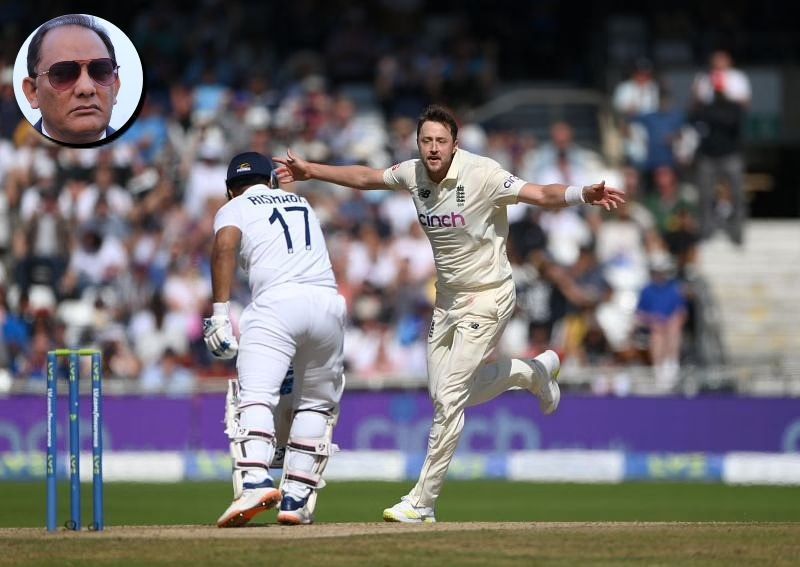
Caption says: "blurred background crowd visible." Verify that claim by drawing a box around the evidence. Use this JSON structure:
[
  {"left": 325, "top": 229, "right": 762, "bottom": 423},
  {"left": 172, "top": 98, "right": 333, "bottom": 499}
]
[{"left": 0, "top": 0, "right": 797, "bottom": 395}]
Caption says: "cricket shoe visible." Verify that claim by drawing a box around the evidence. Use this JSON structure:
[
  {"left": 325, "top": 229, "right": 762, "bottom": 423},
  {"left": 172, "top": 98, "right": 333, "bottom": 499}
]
[
  {"left": 276, "top": 494, "right": 314, "bottom": 525},
  {"left": 530, "top": 349, "right": 561, "bottom": 415},
  {"left": 382, "top": 497, "right": 436, "bottom": 523},
  {"left": 216, "top": 479, "right": 282, "bottom": 528}
]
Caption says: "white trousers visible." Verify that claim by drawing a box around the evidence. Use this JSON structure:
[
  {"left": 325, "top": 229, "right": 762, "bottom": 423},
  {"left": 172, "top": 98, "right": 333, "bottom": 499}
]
[
  {"left": 407, "top": 278, "right": 537, "bottom": 509},
  {"left": 237, "top": 288, "right": 346, "bottom": 435}
]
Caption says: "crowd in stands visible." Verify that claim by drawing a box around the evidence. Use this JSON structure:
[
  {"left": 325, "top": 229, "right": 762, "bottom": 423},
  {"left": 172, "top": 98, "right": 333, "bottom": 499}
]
[{"left": 0, "top": 3, "right": 755, "bottom": 393}]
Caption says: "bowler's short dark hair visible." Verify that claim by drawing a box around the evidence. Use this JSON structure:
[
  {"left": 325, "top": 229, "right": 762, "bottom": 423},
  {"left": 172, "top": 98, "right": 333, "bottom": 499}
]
[
  {"left": 416, "top": 105, "right": 459, "bottom": 141},
  {"left": 27, "top": 14, "right": 116, "bottom": 77}
]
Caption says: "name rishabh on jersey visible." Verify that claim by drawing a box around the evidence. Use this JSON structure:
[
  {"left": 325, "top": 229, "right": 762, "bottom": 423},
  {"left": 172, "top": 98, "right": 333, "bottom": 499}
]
[
  {"left": 383, "top": 149, "right": 526, "bottom": 291},
  {"left": 213, "top": 184, "right": 336, "bottom": 302}
]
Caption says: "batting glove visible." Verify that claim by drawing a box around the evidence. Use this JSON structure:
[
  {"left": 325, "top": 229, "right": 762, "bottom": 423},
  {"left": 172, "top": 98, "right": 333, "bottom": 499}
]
[{"left": 203, "top": 303, "right": 239, "bottom": 360}]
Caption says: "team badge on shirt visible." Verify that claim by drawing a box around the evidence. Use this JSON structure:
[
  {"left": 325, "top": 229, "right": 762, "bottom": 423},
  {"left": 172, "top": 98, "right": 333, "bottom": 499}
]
[{"left": 456, "top": 185, "right": 465, "bottom": 207}]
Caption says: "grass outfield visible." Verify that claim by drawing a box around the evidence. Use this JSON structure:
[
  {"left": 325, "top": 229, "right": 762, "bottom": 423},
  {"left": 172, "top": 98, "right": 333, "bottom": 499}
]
[
  {"left": 1, "top": 482, "right": 799, "bottom": 566},
  {"left": 1, "top": 481, "right": 799, "bottom": 526},
  {"left": 2, "top": 523, "right": 799, "bottom": 566}
]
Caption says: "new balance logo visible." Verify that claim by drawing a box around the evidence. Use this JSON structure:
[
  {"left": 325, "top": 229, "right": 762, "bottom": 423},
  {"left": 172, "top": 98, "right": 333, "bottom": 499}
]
[
  {"left": 469, "top": 322, "right": 480, "bottom": 330},
  {"left": 418, "top": 187, "right": 431, "bottom": 199}
]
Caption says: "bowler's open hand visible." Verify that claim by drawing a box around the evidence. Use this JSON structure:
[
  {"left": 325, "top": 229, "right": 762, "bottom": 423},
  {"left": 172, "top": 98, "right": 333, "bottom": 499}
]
[
  {"left": 583, "top": 181, "right": 626, "bottom": 211},
  {"left": 273, "top": 149, "right": 310, "bottom": 184}
]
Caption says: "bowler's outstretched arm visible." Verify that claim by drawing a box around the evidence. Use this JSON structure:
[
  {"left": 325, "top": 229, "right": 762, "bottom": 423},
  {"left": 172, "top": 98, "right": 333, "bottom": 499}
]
[
  {"left": 273, "top": 149, "right": 388, "bottom": 191},
  {"left": 518, "top": 180, "right": 626, "bottom": 210}
]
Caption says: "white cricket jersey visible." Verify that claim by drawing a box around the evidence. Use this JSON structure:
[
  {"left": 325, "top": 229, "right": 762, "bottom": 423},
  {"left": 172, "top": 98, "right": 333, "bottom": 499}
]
[
  {"left": 213, "top": 184, "right": 336, "bottom": 302},
  {"left": 383, "top": 149, "right": 526, "bottom": 291}
]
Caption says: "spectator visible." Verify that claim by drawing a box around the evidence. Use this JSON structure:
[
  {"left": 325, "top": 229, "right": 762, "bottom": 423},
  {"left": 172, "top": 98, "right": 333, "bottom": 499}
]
[
  {"left": 161, "top": 256, "right": 211, "bottom": 354},
  {"left": 120, "top": 97, "right": 169, "bottom": 165},
  {"left": 632, "top": 89, "right": 687, "bottom": 182},
  {"left": 692, "top": 50, "right": 751, "bottom": 106},
  {"left": 441, "top": 37, "right": 496, "bottom": 110},
  {"left": 612, "top": 58, "right": 661, "bottom": 168},
  {"left": 344, "top": 223, "right": 398, "bottom": 292},
  {"left": 76, "top": 165, "right": 134, "bottom": 225},
  {"left": 547, "top": 246, "right": 613, "bottom": 362},
  {"left": 191, "top": 66, "right": 231, "bottom": 117},
  {"left": 644, "top": 165, "right": 697, "bottom": 238},
  {"left": 612, "top": 58, "right": 660, "bottom": 119},
  {"left": 1, "top": 4, "right": 760, "bottom": 393},
  {"left": 19, "top": 329, "right": 53, "bottom": 382},
  {"left": 374, "top": 48, "right": 428, "bottom": 121},
  {"left": 387, "top": 115, "right": 418, "bottom": 163},
  {"left": 128, "top": 293, "right": 189, "bottom": 366},
  {"left": 663, "top": 205, "right": 701, "bottom": 279},
  {"left": 60, "top": 223, "right": 128, "bottom": 298},
  {"left": 1, "top": 288, "right": 31, "bottom": 377},
  {"left": 389, "top": 220, "right": 435, "bottom": 284},
  {"left": 635, "top": 254, "right": 687, "bottom": 391},
  {"left": 595, "top": 194, "right": 663, "bottom": 295},
  {"left": 140, "top": 347, "right": 195, "bottom": 394},
  {"left": 320, "top": 95, "right": 389, "bottom": 167},
  {"left": 528, "top": 121, "right": 603, "bottom": 186},
  {"left": 0, "top": 66, "right": 23, "bottom": 140},
  {"left": 690, "top": 50, "right": 751, "bottom": 245},
  {"left": 609, "top": 166, "right": 659, "bottom": 238},
  {"left": 18, "top": 164, "right": 59, "bottom": 223},
  {"left": 165, "top": 83, "right": 201, "bottom": 174},
  {"left": 183, "top": 130, "right": 228, "bottom": 220},
  {"left": 14, "top": 187, "right": 71, "bottom": 296},
  {"left": 100, "top": 327, "right": 142, "bottom": 380}
]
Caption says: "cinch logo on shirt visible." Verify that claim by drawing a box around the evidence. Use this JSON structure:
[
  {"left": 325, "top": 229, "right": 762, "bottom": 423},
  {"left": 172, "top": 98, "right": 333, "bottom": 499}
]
[{"left": 418, "top": 211, "right": 466, "bottom": 228}]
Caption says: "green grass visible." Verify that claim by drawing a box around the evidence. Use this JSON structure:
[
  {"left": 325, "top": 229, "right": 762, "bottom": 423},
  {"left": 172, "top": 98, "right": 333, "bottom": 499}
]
[
  {"left": 3, "top": 525, "right": 800, "bottom": 567},
  {"left": 2, "top": 482, "right": 799, "bottom": 566},
  {"left": 1, "top": 481, "right": 799, "bottom": 527}
]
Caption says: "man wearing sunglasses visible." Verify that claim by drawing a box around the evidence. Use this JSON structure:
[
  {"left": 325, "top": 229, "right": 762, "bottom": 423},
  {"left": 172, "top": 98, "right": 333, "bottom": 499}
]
[{"left": 21, "top": 14, "right": 120, "bottom": 145}]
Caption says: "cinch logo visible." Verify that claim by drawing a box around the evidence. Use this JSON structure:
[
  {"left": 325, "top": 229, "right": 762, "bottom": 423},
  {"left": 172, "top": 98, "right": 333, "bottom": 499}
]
[{"left": 418, "top": 211, "right": 466, "bottom": 228}]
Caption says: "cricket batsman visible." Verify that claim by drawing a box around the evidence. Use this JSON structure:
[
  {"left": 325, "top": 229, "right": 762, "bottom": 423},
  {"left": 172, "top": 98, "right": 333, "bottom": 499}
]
[{"left": 204, "top": 151, "right": 346, "bottom": 526}]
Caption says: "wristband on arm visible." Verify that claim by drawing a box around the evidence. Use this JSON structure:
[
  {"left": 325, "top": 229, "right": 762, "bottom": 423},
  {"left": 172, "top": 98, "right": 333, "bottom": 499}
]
[
  {"left": 565, "top": 185, "right": 586, "bottom": 205},
  {"left": 213, "top": 302, "right": 230, "bottom": 317}
]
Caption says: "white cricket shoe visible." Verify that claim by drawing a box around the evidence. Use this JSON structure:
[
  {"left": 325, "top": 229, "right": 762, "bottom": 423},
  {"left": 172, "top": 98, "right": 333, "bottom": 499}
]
[
  {"left": 382, "top": 497, "right": 436, "bottom": 524},
  {"left": 216, "top": 480, "right": 282, "bottom": 528},
  {"left": 530, "top": 349, "right": 561, "bottom": 415},
  {"left": 276, "top": 494, "right": 314, "bottom": 525}
]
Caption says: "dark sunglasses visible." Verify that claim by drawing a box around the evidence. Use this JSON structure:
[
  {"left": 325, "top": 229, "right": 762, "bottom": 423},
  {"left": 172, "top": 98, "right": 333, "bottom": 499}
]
[{"left": 34, "top": 58, "right": 119, "bottom": 91}]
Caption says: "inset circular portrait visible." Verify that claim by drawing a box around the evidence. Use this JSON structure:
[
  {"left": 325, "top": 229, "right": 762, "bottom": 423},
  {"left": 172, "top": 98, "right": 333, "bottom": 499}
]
[{"left": 13, "top": 14, "right": 144, "bottom": 148}]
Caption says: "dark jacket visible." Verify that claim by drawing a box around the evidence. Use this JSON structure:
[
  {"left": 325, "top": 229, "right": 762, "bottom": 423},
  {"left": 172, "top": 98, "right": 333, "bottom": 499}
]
[
  {"left": 34, "top": 118, "right": 116, "bottom": 143},
  {"left": 690, "top": 93, "right": 745, "bottom": 158}
]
